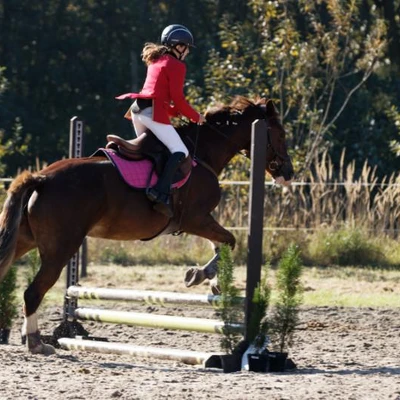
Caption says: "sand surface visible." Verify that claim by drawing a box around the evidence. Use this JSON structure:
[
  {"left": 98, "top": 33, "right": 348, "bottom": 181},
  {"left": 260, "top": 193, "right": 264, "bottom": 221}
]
[{"left": 0, "top": 304, "right": 399, "bottom": 400}]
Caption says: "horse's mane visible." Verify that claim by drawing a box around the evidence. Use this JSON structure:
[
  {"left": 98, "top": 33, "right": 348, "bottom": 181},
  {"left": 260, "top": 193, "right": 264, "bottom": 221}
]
[
  {"left": 204, "top": 95, "right": 274, "bottom": 124},
  {"left": 228, "top": 95, "right": 267, "bottom": 111},
  {"left": 175, "top": 96, "right": 274, "bottom": 129}
]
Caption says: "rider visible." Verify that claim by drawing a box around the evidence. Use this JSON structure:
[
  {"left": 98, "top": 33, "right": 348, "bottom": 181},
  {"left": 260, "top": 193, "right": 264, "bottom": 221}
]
[{"left": 116, "top": 24, "right": 206, "bottom": 218}]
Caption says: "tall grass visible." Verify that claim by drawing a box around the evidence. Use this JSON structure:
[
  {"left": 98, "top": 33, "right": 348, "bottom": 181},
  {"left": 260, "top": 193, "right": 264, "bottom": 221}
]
[{"left": 217, "top": 150, "right": 400, "bottom": 237}]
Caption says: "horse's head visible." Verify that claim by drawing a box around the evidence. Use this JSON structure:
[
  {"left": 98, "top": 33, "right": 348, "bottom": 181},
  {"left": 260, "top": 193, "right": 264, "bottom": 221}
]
[
  {"left": 258, "top": 99, "right": 294, "bottom": 186},
  {"left": 204, "top": 96, "right": 294, "bottom": 185}
]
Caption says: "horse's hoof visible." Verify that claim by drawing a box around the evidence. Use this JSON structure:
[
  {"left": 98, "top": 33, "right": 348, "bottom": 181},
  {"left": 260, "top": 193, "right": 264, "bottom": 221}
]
[
  {"left": 184, "top": 267, "right": 206, "bottom": 287},
  {"left": 210, "top": 278, "right": 221, "bottom": 295},
  {"left": 30, "top": 342, "right": 56, "bottom": 355}
]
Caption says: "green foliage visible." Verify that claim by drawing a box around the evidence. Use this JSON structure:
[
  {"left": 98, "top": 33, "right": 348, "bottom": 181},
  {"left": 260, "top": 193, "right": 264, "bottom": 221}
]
[
  {"left": 204, "top": 0, "right": 393, "bottom": 177},
  {"left": 24, "top": 249, "right": 40, "bottom": 286},
  {"left": 0, "top": 1, "right": 399, "bottom": 179},
  {"left": 0, "top": 66, "right": 30, "bottom": 176},
  {"left": 0, "top": 67, "right": 9, "bottom": 176},
  {"left": 307, "top": 228, "right": 386, "bottom": 267},
  {"left": 217, "top": 244, "right": 242, "bottom": 354},
  {"left": 99, "top": 245, "right": 135, "bottom": 267},
  {"left": 0, "top": 266, "right": 19, "bottom": 328},
  {"left": 270, "top": 244, "right": 303, "bottom": 352},
  {"left": 388, "top": 104, "right": 400, "bottom": 156}
]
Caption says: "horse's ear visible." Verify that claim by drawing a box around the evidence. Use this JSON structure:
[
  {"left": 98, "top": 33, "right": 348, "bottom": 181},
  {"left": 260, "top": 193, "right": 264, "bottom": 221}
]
[{"left": 266, "top": 99, "right": 278, "bottom": 115}]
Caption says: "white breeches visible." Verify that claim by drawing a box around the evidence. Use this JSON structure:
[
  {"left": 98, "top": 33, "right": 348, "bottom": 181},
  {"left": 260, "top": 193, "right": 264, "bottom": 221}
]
[{"left": 132, "top": 108, "right": 189, "bottom": 156}]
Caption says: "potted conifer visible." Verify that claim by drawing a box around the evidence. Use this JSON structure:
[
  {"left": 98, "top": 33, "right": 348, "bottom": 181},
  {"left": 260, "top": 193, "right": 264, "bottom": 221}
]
[
  {"left": 0, "top": 266, "right": 19, "bottom": 344},
  {"left": 268, "top": 244, "right": 303, "bottom": 372},
  {"left": 217, "top": 244, "right": 244, "bottom": 373}
]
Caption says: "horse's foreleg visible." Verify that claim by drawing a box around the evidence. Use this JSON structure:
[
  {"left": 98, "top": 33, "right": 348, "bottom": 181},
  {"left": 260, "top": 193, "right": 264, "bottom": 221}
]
[
  {"left": 185, "top": 242, "right": 220, "bottom": 287},
  {"left": 183, "top": 215, "right": 235, "bottom": 293}
]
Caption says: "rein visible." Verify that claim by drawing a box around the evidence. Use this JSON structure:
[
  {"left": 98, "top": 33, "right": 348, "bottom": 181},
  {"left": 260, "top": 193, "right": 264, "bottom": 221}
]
[{"left": 184, "top": 130, "right": 219, "bottom": 178}]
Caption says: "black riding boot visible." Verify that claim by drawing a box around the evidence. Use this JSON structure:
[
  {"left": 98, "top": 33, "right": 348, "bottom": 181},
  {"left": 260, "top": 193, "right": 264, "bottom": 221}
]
[{"left": 147, "top": 151, "right": 186, "bottom": 217}]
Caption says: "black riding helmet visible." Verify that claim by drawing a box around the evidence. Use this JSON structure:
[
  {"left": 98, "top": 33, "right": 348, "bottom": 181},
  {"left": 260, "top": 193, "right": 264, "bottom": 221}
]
[{"left": 161, "top": 24, "right": 195, "bottom": 48}]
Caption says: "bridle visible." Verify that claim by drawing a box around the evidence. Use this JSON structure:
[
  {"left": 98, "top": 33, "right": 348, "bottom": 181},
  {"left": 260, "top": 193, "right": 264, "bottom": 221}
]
[
  {"left": 202, "top": 110, "right": 291, "bottom": 172},
  {"left": 263, "top": 115, "right": 291, "bottom": 172},
  {"left": 181, "top": 104, "right": 290, "bottom": 177}
]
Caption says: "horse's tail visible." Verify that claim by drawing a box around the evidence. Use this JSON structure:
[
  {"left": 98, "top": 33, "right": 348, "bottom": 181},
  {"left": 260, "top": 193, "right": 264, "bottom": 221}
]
[{"left": 0, "top": 171, "right": 46, "bottom": 282}]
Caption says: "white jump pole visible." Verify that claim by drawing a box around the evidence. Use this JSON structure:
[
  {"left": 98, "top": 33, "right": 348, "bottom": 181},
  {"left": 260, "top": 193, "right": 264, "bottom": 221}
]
[
  {"left": 58, "top": 338, "right": 221, "bottom": 366},
  {"left": 67, "top": 286, "right": 245, "bottom": 307},
  {"left": 74, "top": 308, "right": 244, "bottom": 334}
]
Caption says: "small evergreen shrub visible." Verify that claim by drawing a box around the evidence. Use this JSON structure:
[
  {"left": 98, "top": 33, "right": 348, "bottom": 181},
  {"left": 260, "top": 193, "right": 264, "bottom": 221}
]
[
  {"left": 0, "top": 266, "right": 19, "bottom": 329},
  {"left": 270, "top": 244, "right": 303, "bottom": 353},
  {"left": 217, "top": 244, "right": 242, "bottom": 354}
]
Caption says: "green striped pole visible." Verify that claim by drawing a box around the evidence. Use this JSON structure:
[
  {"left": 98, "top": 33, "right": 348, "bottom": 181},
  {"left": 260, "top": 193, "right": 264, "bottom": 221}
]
[{"left": 74, "top": 307, "right": 244, "bottom": 334}]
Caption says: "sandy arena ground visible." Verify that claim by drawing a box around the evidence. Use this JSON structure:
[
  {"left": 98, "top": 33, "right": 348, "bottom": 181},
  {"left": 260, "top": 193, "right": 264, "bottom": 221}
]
[{"left": 0, "top": 303, "right": 399, "bottom": 400}]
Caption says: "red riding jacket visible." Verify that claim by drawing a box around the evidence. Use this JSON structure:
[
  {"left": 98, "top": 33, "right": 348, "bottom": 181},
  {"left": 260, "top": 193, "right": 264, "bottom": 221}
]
[{"left": 116, "top": 54, "right": 200, "bottom": 124}]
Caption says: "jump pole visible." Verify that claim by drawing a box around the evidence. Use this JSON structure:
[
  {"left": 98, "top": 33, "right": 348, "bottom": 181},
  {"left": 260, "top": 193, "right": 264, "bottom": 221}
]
[
  {"left": 244, "top": 119, "right": 267, "bottom": 342},
  {"left": 73, "top": 307, "right": 244, "bottom": 334},
  {"left": 67, "top": 286, "right": 245, "bottom": 307},
  {"left": 58, "top": 338, "right": 221, "bottom": 367},
  {"left": 63, "top": 117, "right": 85, "bottom": 320}
]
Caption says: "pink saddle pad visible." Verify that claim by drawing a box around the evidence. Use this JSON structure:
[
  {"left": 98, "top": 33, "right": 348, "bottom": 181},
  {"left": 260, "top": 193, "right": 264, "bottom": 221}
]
[{"left": 97, "top": 148, "right": 191, "bottom": 190}]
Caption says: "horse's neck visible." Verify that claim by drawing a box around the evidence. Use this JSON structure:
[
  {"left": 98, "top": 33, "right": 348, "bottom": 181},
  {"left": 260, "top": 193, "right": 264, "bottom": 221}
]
[
  {"left": 184, "top": 125, "right": 239, "bottom": 175},
  {"left": 195, "top": 143, "right": 237, "bottom": 176}
]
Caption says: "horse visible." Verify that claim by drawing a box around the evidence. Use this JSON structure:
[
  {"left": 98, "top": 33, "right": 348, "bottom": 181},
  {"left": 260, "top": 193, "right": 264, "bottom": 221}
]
[{"left": 0, "top": 96, "right": 294, "bottom": 355}]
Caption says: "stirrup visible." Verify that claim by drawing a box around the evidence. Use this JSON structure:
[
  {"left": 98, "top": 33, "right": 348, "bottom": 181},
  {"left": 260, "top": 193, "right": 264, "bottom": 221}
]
[{"left": 146, "top": 188, "right": 159, "bottom": 203}]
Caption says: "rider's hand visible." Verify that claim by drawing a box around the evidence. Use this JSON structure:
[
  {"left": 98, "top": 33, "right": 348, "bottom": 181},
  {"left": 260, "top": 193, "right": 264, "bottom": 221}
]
[{"left": 198, "top": 113, "right": 206, "bottom": 125}]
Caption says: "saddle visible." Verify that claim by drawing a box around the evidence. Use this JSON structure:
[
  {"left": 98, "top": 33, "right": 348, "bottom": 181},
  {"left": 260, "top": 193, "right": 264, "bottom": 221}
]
[{"left": 106, "top": 132, "right": 192, "bottom": 181}]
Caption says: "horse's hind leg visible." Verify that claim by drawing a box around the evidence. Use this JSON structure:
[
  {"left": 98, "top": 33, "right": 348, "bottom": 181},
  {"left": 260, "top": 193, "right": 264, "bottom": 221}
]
[
  {"left": 183, "top": 214, "right": 236, "bottom": 293},
  {"left": 22, "top": 241, "right": 84, "bottom": 355},
  {"left": 22, "top": 260, "right": 65, "bottom": 354}
]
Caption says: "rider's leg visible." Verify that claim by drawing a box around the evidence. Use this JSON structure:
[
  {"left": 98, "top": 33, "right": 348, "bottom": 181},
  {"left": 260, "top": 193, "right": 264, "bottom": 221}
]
[
  {"left": 134, "top": 113, "right": 189, "bottom": 217},
  {"left": 135, "top": 113, "right": 189, "bottom": 156},
  {"left": 131, "top": 109, "right": 149, "bottom": 138}
]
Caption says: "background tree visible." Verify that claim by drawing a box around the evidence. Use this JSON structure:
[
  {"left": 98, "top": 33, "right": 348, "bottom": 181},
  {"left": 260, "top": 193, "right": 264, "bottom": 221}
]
[
  {"left": 202, "top": 0, "right": 389, "bottom": 177},
  {"left": 0, "top": 0, "right": 399, "bottom": 179}
]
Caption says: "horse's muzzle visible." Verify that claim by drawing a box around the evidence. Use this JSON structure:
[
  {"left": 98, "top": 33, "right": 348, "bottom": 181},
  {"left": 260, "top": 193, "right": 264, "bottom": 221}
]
[{"left": 281, "top": 160, "right": 294, "bottom": 181}]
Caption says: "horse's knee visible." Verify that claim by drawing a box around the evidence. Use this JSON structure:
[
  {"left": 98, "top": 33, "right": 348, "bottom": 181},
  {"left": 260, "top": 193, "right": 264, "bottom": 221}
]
[
  {"left": 221, "top": 233, "right": 236, "bottom": 250},
  {"left": 215, "top": 237, "right": 235, "bottom": 252}
]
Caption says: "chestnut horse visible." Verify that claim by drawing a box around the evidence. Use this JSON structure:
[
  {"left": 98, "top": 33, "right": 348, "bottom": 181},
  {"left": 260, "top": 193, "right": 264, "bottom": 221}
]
[{"left": 0, "top": 96, "right": 293, "bottom": 354}]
